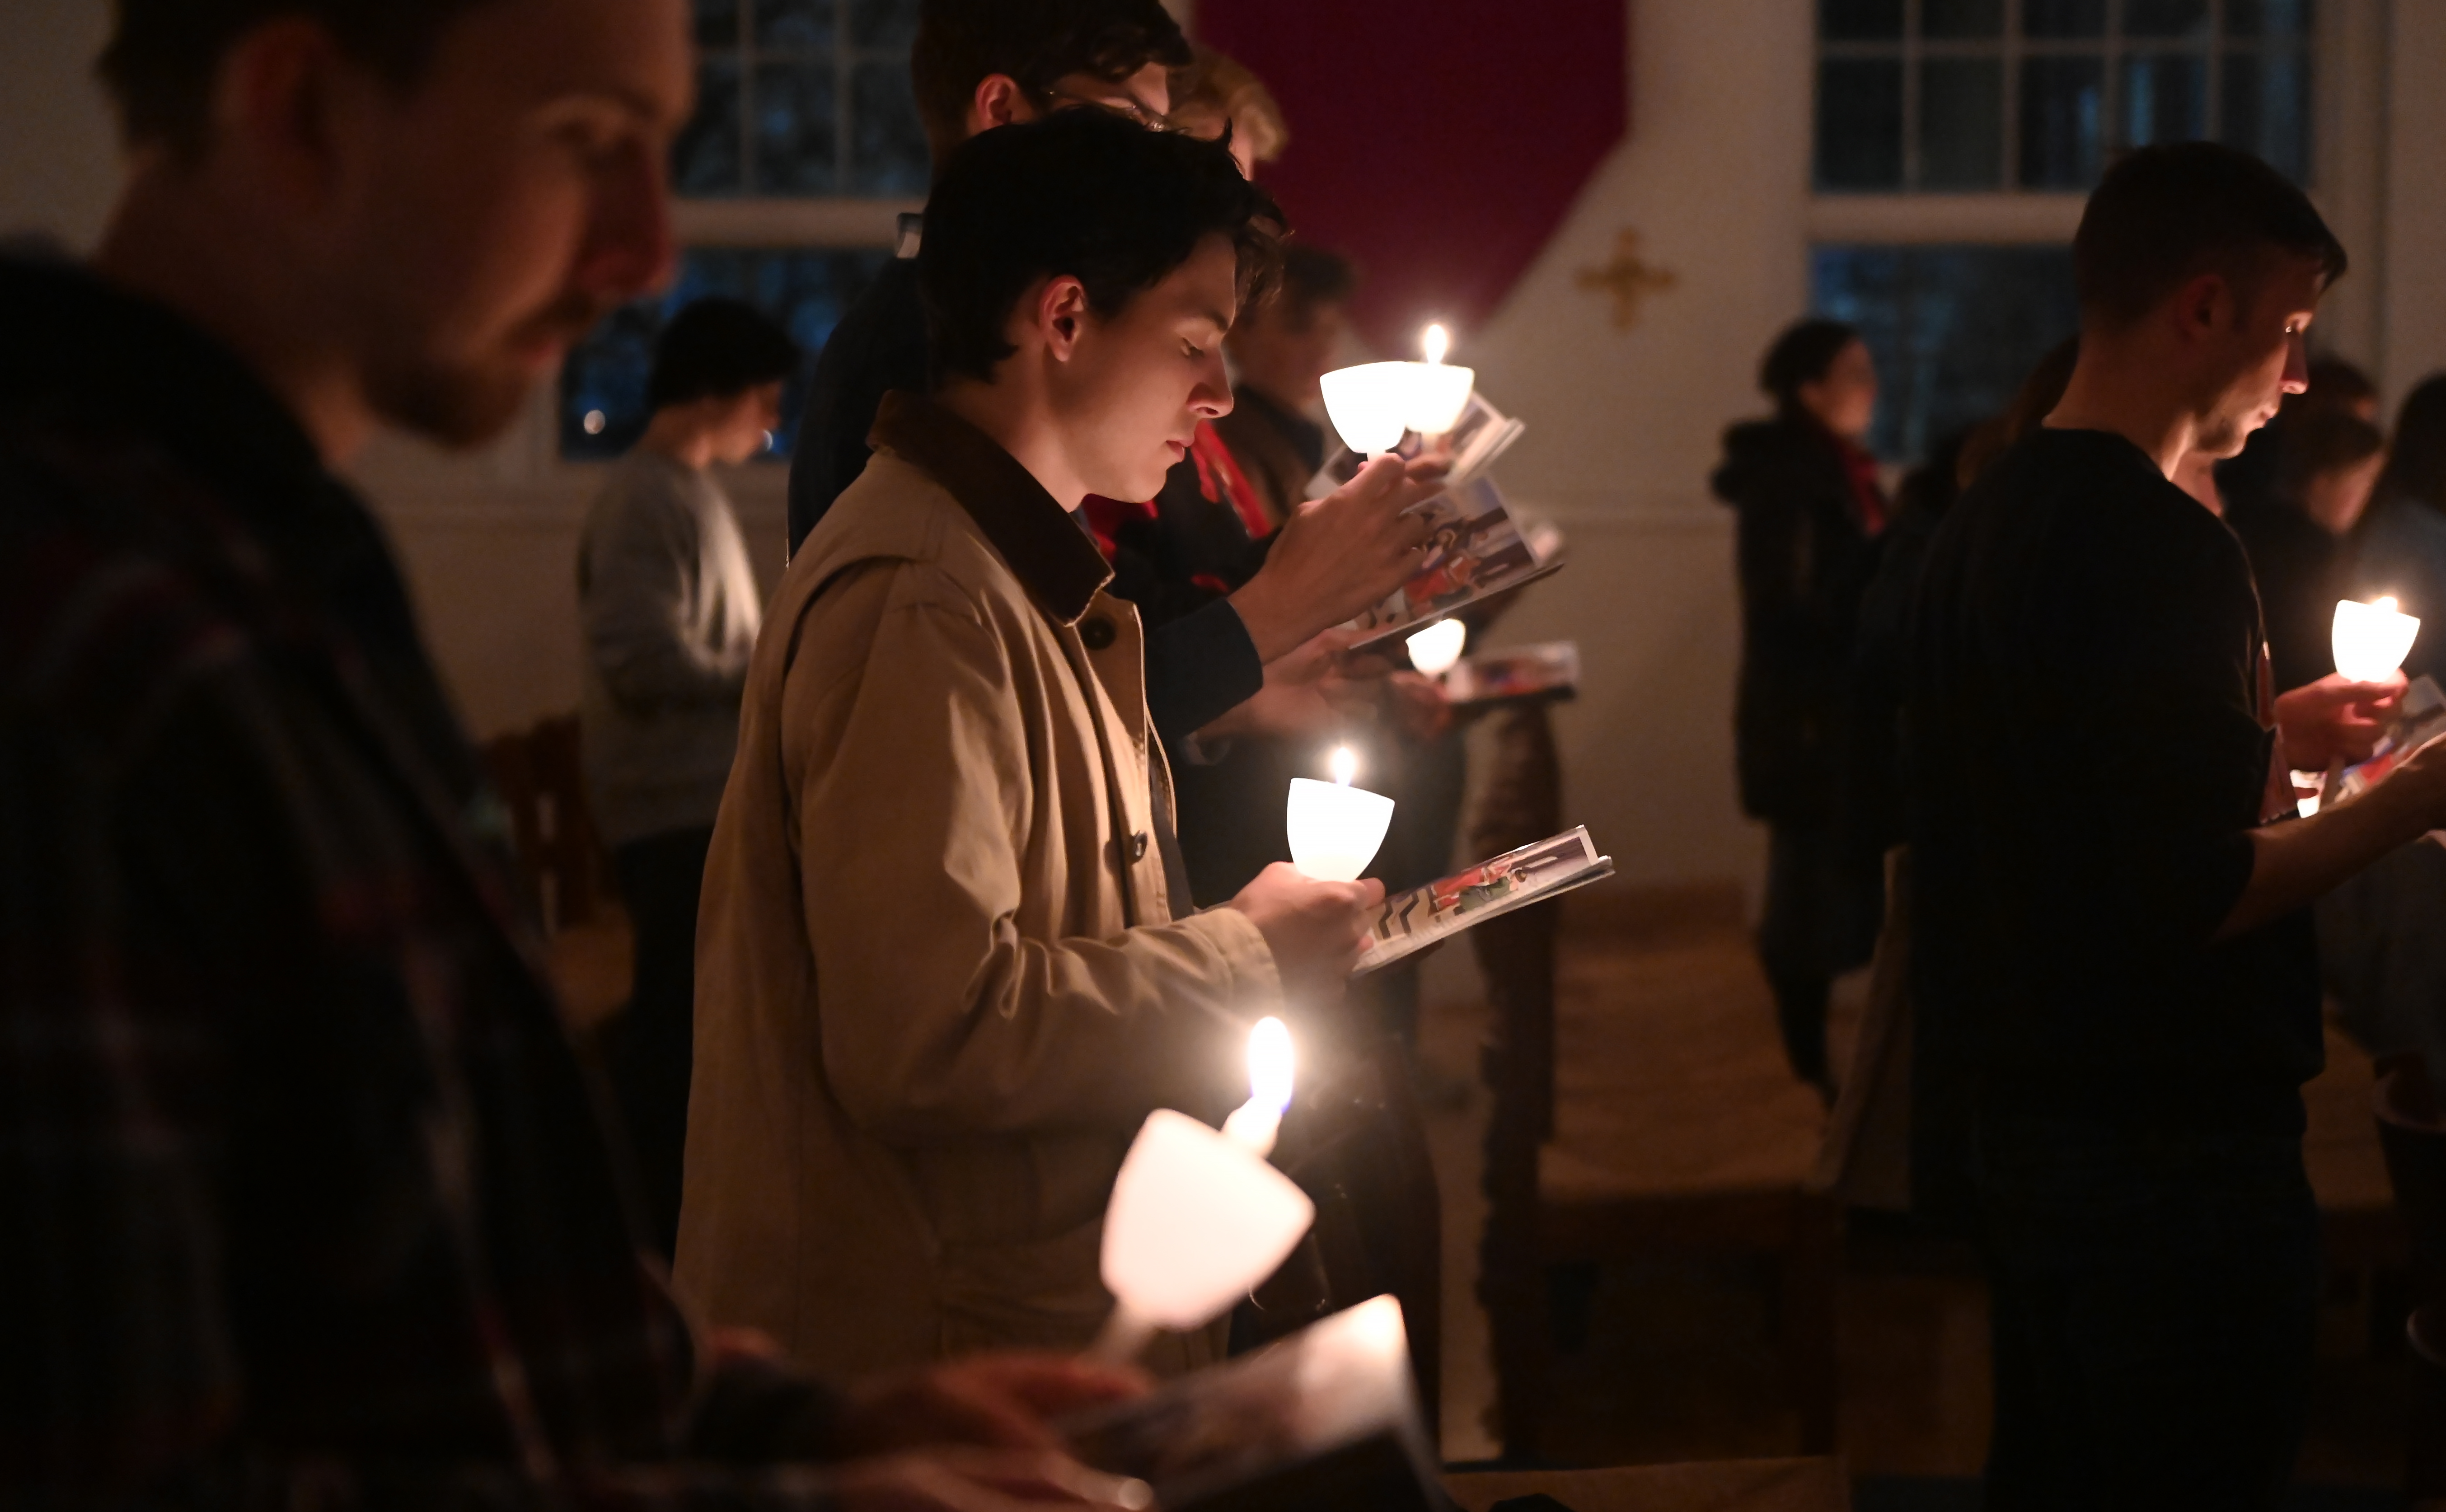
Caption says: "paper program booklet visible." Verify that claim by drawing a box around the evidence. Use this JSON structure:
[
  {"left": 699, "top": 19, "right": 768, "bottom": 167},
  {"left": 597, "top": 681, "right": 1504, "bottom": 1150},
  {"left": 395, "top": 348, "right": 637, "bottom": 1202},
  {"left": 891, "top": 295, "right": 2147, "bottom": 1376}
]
[
  {"left": 2328, "top": 674, "right": 2446, "bottom": 848},
  {"left": 1059, "top": 1295, "right": 1441, "bottom": 1512},
  {"left": 1307, "top": 390, "right": 1527, "bottom": 497},
  {"left": 1353, "top": 826, "right": 1614, "bottom": 975},
  {"left": 1442, "top": 641, "right": 1581, "bottom": 706},
  {"left": 1343, "top": 474, "right": 1565, "bottom": 652}
]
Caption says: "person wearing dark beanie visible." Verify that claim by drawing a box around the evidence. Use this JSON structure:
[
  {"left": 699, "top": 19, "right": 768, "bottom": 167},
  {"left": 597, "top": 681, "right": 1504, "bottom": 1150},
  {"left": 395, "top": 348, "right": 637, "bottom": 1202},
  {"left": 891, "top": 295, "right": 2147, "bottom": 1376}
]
[{"left": 577, "top": 295, "right": 797, "bottom": 1255}]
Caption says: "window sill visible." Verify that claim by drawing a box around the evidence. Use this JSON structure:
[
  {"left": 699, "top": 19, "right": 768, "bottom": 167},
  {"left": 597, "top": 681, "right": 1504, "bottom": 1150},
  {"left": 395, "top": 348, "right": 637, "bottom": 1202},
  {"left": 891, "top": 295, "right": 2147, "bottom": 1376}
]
[
  {"left": 672, "top": 196, "right": 925, "bottom": 248},
  {"left": 1806, "top": 193, "right": 2087, "bottom": 244}
]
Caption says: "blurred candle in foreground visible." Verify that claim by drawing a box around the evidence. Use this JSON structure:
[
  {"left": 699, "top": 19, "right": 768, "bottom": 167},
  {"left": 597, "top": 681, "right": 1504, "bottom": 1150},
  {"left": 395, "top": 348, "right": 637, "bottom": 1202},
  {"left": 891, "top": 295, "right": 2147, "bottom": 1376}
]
[
  {"left": 1220, "top": 1016, "right": 1295, "bottom": 1157},
  {"left": 1406, "top": 618, "right": 1467, "bottom": 676},
  {"left": 1092, "top": 1108, "right": 1315, "bottom": 1362},
  {"left": 2334, "top": 595, "right": 2421, "bottom": 683},
  {"left": 1287, "top": 746, "right": 1394, "bottom": 881}
]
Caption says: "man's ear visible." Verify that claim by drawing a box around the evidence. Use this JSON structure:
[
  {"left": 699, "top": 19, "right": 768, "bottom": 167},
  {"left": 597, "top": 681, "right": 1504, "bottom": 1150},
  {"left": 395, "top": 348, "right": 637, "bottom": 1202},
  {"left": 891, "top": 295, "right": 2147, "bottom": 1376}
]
[
  {"left": 211, "top": 18, "right": 352, "bottom": 212},
  {"left": 2169, "top": 270, "right": 2237, "bottom": 346},
  {"left": 1035, "top": 276, "right": 1092, "bottom": 363},
  {"left": 968, "top": 74, "right": 1033, "bottom": 136}
]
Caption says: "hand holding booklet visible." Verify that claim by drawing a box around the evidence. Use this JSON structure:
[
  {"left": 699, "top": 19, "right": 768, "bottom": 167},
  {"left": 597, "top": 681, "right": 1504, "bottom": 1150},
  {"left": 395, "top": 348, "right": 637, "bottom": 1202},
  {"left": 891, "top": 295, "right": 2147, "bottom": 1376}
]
[
  {"left": 1340, "top": 474, "right": 1565, "bottom": 652},
  {"left": 1442, "top": 641, "right": 1582, "bottom": 707},
  {"left": 1354, "top": 825, "right": 1614, "bottom": 975},
  {"left": 1060, "top": 1295, "right": 1442, "bottom": 1512}
]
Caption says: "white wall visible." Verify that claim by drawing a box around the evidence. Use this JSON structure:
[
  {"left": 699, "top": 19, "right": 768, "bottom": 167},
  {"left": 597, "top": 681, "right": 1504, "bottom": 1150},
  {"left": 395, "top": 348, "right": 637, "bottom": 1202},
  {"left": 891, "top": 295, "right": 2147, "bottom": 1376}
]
[
  {"left": 0, "top": 0, "right": 118, "bottom": 253},
  {"left": 5, "top": 0, "right": 2436, "bottom": 900},
  {"left": 1467, "top": 0, "right": 1815, "bottom": 895}
]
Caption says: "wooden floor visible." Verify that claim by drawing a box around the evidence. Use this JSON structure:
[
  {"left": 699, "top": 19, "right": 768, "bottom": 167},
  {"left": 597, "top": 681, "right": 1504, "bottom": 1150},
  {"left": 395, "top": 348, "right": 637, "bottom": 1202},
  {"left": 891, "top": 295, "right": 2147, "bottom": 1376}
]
[{"left": 1412, "top": 900, "right": 2416, "bottom": 1489}]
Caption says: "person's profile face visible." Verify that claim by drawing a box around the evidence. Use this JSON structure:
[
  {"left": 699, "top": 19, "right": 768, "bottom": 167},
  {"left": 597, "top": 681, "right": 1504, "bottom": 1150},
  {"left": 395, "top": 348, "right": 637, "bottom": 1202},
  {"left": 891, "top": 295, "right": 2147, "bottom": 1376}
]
[
  {"left": 1051, "top": 233, "right": 1238, "bottom": 503},
  {"left": 1799, "top": 338, "right": 1879, "bottom": 443},
  {"left": 334, "top": 0, "right": 692, "bottom": 449},
  {"left": 707, "top": 379, "right": 787, "bottom": 466},
  {"left": 2196, "top": 252, "right": 2324, "bottom": 460}
]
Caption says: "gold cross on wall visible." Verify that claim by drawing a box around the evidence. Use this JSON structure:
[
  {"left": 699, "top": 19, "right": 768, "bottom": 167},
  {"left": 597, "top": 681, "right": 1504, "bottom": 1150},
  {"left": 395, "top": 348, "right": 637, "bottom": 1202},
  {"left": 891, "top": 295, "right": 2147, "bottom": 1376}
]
[{"left": 1576, "top": 229, "right": 1679, "bottom": 332}]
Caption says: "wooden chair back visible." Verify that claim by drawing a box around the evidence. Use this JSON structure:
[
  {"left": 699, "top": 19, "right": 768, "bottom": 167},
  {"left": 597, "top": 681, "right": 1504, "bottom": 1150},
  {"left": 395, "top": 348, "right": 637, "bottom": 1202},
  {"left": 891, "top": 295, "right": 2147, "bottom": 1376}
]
[{"left": 479, "top": 713, "right": 611, "bottom": 935}]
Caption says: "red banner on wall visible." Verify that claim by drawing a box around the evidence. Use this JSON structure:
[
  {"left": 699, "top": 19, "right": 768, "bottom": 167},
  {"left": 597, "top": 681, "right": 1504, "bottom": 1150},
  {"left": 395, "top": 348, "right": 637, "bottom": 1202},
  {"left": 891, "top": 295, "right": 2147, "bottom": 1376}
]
[{"left": 1195, "top": 0, "right": 1629, "bottom": 355}]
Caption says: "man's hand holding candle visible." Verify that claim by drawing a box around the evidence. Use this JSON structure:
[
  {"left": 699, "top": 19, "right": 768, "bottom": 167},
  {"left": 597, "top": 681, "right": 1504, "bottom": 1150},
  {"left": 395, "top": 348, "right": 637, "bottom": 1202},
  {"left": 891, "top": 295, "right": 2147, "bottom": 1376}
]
[
  {"left": 1226, "top": 861, "right": 1382, "bottom": 998},
  {"left": 2275, "top": 670, "right": 2407, "bottom": 775}
]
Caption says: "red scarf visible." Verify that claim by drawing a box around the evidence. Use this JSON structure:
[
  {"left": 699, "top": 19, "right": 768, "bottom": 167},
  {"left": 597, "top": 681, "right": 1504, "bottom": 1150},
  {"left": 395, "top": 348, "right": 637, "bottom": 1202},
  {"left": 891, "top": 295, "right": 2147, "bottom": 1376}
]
[
  {"left": 1831, "top": 432, "right": 1889, "bottom": 538},
  {"left": 1080, "top": 421, "right": 1272, "bottom": 562}
]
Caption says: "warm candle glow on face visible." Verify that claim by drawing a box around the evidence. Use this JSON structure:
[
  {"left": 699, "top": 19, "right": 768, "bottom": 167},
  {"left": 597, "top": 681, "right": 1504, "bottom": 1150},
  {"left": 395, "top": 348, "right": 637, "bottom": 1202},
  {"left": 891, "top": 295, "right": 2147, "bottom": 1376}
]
[
  {"left": 1423, "top": 323, "right": 1451, "bottom": 365},
  {"left": 1286, "top": 758, "right": 1396, "bottom": 882}
]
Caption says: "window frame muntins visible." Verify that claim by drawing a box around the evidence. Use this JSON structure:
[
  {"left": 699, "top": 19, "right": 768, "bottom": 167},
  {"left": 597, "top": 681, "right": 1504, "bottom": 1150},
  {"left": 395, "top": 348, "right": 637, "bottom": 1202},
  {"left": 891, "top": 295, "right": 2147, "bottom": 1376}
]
[
  {"left": 1815, "top": 0, "right": 2315, "bottom": 195},
  {"left": 683, "top": 0, "right": 932, "bottom": 201}
]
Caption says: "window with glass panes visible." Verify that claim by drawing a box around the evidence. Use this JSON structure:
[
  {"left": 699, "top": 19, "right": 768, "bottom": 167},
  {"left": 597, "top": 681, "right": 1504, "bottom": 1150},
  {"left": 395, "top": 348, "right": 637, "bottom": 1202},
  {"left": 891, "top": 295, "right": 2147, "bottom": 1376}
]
[
  {"left": 560, "top": 247, "right": 895, "bottom": 461},
  {"left": 1816, "top": 0, "right": 2314, "bottom": 193},
  {"left": 675, "top": 0, "right": 930, "bottom": 197},
  {"left": 1813, "top": 244, "right": 2081, "bottom": 462}
]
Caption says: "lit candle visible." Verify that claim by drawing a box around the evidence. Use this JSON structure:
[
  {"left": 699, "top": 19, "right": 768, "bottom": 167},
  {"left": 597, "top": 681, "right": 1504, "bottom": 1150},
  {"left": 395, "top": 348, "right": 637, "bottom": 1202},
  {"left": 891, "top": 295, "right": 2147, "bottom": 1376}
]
[
  {"left": 1220, "top": 1016, "right": 1295, "bottom": 1158},
  {"left": 1090, "top": 1106, "right": 1316, "bottom": 1362},
  {"left": 1406, "top": 618, "right": 1468, "bottom": 676},
  {"left": 1285, "top": 745, "right": 1397, "bottom": 882},
  {"left": 2334, "top": 595, "right": 2421, "bottom": 683},
  {"left": 1423, "top": 322, "right": 1451, "bottom": 365},
  {"left": 1321, "top": 362, "right": 1415, "bottom": 459}
]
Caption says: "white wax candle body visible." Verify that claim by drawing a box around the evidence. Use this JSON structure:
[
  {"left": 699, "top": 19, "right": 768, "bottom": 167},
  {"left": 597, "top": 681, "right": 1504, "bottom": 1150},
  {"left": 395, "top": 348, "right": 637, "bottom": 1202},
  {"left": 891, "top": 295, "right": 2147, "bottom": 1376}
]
[
  {"left": 2334, "top": 597, "right": 2422, "bottom": 683},
  {"left": 1285, "top": 777, "right": 1396, "bottom": 882}
]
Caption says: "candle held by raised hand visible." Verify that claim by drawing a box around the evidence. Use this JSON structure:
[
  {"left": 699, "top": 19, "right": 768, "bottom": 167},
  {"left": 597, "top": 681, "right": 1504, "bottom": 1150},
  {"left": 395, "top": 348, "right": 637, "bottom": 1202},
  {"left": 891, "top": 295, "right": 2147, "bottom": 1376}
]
[
  {"left": 2334, "top": 595, "right": 2421, "bottom": 683},
  {"left": 1286, "top": 746, "right": 1395, "bottom": 882}
]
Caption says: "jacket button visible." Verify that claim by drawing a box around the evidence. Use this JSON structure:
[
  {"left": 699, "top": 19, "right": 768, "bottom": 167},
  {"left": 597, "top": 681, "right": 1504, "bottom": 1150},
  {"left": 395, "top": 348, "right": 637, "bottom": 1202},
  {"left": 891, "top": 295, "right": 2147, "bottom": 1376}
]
[
  {"left": 1080, "top": 617, "right": 1117, "bottom": 651},
  {"left": 1129, "top": 831, "right": 1150, "bottom": 862}
]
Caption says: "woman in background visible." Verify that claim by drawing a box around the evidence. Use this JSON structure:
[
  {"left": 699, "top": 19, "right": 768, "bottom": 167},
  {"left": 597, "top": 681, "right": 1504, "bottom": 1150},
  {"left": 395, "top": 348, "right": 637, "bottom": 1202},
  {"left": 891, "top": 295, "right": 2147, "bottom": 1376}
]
[{"left": 1713, "top": 319, "right": 1889, "bottom": 1099}]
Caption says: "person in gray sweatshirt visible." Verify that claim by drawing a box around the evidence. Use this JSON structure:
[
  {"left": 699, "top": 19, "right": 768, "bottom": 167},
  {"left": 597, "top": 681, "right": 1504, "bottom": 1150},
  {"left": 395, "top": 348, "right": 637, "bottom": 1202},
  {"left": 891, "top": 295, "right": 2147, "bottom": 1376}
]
[{"left": 579, "top": 297, "right": 796, "bottom": 1254}]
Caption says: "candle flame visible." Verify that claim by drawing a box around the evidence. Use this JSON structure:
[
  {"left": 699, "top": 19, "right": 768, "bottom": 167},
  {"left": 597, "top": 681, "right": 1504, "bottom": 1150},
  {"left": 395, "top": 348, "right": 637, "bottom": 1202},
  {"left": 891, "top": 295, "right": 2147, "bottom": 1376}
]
[
  {"left": 1248, "top": 1016, "right": 1295, "bottom": 1113},
  {"left": 1329, "top": 746, "right": 1357, "bottom": 786},
  {"left": 1422, "top": 323, "right": 1450, "bottom": 365},
  {"left": 2378, "top": 595, "right": 2399, "bottom": 613}
]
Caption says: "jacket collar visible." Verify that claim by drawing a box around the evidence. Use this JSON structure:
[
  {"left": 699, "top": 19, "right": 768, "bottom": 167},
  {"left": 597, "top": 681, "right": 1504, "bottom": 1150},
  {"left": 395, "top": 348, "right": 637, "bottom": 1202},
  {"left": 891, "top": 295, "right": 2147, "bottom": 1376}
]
[{"left": 871, "top": 390, "right": 1113, "bottom": 626}]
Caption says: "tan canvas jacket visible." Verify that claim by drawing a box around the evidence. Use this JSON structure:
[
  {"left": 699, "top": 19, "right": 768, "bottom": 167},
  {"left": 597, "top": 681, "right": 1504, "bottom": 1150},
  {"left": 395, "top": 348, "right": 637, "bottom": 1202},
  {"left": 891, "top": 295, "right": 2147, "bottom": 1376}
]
[{"left": 675, "top": 393, "right": 1280, "bottom": 1381}]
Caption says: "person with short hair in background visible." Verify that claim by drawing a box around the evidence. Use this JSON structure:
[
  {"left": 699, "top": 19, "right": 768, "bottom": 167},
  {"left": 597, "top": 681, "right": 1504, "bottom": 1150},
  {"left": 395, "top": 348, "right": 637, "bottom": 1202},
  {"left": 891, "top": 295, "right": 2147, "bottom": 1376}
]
[
  {"left": 789, "top": 0, "right": 1192, "bottom": 551},
  {"left": 1713, "top": 318, "right": 1891, "bottom": 1099},
  {"left": 1908, "top": 141, "right": 2446, "bottom": 1508},
  {"left": 579, "top": 295, "right": 795, "bottom": 1257}
]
